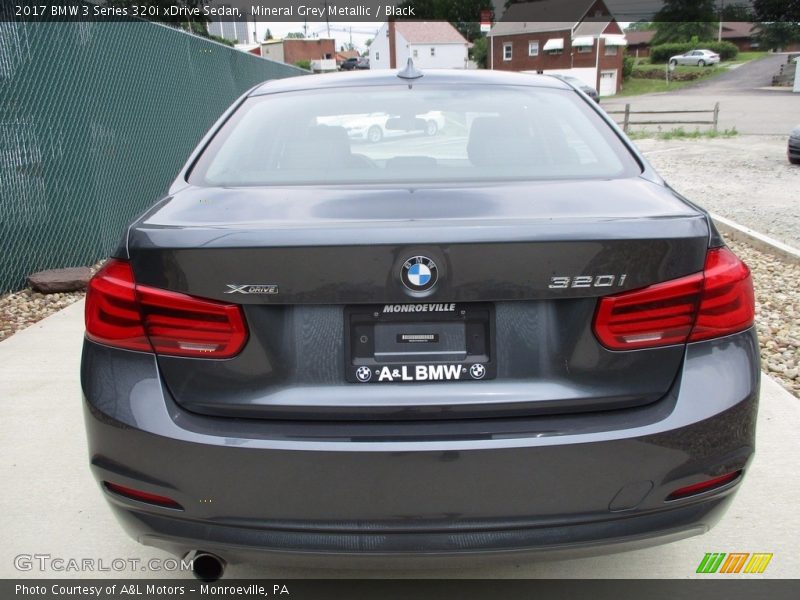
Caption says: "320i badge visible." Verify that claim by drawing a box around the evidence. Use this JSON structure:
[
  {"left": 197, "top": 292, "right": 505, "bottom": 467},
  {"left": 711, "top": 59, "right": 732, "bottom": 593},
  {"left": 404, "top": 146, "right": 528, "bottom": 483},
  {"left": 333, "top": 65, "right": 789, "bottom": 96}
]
[{"left": 81, "top": 65, "right": 758, "bottom": 581}]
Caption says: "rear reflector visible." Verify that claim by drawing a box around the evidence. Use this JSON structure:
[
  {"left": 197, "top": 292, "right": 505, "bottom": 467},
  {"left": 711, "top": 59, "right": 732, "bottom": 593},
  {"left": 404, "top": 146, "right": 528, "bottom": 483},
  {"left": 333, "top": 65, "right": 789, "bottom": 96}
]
[
  {"left": 104, "top": 482, "right": 183, "bottom": 510},
  {"left": 85, "top": 259, "right": 247, "bottom": 358},
  {"left": 666, "top": 470, "right": 742, "bottom": 501},
  {"left": 593, "top": 247, "right": 754, "bottom": 350}
]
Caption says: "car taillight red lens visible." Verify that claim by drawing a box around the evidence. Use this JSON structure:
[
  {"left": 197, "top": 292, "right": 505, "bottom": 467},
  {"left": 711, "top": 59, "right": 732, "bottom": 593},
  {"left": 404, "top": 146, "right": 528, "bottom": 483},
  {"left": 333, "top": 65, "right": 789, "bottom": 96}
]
[
  {"left": 85, "top": 259, "right": 247, "bottom": 358},
  {"left": 688, "top": 247, "right": 755, "bottom": 342},
  {"left": 593, "top": 247, "right": 754, "bottom": 350},
  {"left": 84, "top": 260, "right": 151, "bottom": 353}
]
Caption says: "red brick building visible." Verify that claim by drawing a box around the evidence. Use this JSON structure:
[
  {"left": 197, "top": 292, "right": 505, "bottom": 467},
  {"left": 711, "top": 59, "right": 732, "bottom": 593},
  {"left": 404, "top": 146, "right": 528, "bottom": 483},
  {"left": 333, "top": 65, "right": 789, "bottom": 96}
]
[
  {"left": 260, "top": 38, "right": 336, "bottom": 67},
  {"left": 488, "top": 0, "right": 626, "bottom": 96}
]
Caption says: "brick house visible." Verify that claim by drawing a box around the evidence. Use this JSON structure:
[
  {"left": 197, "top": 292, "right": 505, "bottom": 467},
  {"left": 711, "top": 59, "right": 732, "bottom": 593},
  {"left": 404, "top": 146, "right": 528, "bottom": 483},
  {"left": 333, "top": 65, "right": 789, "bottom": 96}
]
[
  {"left": 488, "top": 0, "right": 627, "bottom": 96},
  {"left": 260, "top": 38, "right": 336, "bottom": 67}
]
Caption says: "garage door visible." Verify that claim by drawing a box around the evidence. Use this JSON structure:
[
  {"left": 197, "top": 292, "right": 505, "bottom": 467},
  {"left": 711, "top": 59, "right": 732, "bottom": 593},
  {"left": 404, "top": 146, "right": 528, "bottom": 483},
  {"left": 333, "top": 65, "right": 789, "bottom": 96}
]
[{"left": 599, "top": 70, "right": 617, "bottom": 97}]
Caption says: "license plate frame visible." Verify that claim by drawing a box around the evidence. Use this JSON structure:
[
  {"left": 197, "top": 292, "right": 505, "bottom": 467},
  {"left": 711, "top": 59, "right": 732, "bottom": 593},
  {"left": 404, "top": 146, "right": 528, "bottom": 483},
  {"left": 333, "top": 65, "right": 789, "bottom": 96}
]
[{"left": 344, "top": 303, "right": 495, "bottom": 384}]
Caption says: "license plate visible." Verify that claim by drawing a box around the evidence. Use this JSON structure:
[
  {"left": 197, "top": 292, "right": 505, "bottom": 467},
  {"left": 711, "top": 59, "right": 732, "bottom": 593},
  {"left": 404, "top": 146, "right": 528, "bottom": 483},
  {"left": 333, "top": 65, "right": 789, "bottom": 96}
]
[{"left": 345, "top": 303, "right": 495, "bottom": 384}]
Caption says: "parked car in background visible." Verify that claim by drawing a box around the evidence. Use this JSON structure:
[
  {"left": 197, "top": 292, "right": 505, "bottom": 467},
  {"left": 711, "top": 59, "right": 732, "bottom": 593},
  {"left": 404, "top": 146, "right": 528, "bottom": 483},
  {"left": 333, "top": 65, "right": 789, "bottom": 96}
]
[
  {"left": 669, "top": 49, "right": 720, "bottom": 67},
  {"left": 550, "top": 74, "right": 599, "bottom": 102},
  {"left": 339, "top": 57, "right": 360, "bottom": 71},
  {"left": 340, "top": 57, "right": 370, "bottom": 71},
  {"left": 82, "top": 68, "right": 758, "bottom": 581},
  {"left": 788, "top": 125, "right": 800, "bottom": 165}
]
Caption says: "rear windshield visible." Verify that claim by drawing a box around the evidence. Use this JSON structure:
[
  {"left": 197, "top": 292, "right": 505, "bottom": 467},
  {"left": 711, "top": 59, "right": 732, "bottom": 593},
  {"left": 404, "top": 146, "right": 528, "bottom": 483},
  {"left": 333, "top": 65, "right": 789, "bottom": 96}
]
[{"left": 188, "top": 84, "right": 640, "bottom": 186}]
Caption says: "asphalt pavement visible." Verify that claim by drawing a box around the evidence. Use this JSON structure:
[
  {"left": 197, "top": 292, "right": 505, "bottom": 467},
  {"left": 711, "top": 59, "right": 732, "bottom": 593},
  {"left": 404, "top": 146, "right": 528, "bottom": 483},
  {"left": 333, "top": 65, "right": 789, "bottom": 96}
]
[
  {"left": 672, "top": 53, "right": 787, "bottom": 95},
  {"left": 603, "top": 53, "right": 799, "bottom": 135},
  {"left": 1, "top": 300, "right": 798, "bottom": 579}
]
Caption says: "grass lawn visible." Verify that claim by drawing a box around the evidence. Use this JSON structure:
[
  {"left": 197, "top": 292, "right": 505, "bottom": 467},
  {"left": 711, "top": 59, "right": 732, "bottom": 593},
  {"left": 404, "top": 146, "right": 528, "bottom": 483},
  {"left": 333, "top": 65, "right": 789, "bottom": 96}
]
[
  {"left": 618, "top": 52, "right": 769, "bottom": 97},
  {"left": 728, "top": 51, "right": 769, "bottom": 64},
  {"left": 616, "top": 76, "right": 705, "bottom": 96},
  {"left": 627, "top": 126, "right": 739, "bottom": 140}
]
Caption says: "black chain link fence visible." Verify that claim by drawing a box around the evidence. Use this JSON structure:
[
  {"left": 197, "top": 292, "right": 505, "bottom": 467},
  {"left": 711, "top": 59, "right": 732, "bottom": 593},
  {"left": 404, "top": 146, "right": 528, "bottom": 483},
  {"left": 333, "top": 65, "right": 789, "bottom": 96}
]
[{"left": 0, "top": 20, "right": 304, "bottom": 292}]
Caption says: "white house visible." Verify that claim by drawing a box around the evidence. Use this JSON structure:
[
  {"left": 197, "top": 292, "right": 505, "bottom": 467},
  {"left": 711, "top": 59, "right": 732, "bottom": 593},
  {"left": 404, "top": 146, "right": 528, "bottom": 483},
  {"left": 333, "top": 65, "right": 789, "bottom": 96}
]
[{"left": 370, "top": 21, "right": 470, "bottom": 70}]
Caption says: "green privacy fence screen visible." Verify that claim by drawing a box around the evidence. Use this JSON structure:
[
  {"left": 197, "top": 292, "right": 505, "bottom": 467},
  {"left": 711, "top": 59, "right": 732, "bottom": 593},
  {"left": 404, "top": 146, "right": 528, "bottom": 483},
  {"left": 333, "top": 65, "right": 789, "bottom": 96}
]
[{"left": 0, "top": 19, "right": 305, "bottom": 292}]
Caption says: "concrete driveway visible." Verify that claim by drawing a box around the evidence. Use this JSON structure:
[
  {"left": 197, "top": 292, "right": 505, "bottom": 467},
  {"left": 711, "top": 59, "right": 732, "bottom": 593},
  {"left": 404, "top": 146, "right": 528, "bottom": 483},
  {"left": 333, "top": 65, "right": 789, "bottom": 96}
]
[
  {"left": 603, "top": 54, "right": 799, "bottom": 135},
  {"left": 1, "top": 300, "right": 798, "bottom": 579}
]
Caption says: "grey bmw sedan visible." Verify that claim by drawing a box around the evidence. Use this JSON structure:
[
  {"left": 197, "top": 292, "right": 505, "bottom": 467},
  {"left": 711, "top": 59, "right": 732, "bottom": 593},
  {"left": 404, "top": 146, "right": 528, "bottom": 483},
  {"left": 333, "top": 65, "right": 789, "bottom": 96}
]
[{"left": 81, "top": 67, "right": 758, "bottom": 580}]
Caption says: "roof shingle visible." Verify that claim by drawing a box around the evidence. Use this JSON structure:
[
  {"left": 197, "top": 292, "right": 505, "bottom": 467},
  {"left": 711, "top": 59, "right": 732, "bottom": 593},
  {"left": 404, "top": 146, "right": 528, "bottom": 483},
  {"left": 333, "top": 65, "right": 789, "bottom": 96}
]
[{"left": 394, "top": 21, "right": 468, "bottom": 44}]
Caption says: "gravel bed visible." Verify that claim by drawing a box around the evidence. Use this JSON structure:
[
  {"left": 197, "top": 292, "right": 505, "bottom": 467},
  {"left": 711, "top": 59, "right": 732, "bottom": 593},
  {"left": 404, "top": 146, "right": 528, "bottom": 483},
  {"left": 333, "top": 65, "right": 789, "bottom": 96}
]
[
  {"left": 0, "top": 289, "right": 85, "bottom": 341},
  {"left": 725, "top": 236, "right": 800, "bottom": 397},
  {"left": 0, "top": 262, "right": 103, "bottom": 341},
  {"left": 0, "top": 242, "right": 797, "bottom": 399},
  {"left": 636, "top": 135, "right": 800, "bottom": 249}
]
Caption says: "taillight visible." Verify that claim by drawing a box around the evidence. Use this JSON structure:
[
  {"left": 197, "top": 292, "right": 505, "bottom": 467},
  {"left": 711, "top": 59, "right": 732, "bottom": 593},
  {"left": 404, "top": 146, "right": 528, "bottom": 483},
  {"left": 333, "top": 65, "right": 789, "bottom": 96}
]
[
  {"left": 85, "top": 259, "right": 247, "bottom": 358},
  {"left": 84, "top": 260, "right": 150, "bottom": 353},
  {"left": 593, "top": 247, "right": 754, "bottom": 350},
  {"left": 688, "top": 247, "right": 755, "bottom": 342}
]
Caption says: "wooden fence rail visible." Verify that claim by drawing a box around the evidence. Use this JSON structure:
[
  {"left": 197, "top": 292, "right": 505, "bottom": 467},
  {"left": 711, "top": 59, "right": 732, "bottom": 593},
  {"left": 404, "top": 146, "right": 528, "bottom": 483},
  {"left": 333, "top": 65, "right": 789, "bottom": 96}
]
[{"left": 605, "top": 102, "right": 720, "bottom": 133}]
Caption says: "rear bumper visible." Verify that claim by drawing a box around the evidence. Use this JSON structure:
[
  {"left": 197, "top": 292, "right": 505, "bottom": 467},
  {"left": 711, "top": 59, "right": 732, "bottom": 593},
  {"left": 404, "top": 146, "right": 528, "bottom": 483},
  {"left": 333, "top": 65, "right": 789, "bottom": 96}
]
[
  {"left": 81, "top": 329, "right": 759, "bottom": 564},
  {"left": 106, "top": 493, "right": 734, "bottom": 568}
]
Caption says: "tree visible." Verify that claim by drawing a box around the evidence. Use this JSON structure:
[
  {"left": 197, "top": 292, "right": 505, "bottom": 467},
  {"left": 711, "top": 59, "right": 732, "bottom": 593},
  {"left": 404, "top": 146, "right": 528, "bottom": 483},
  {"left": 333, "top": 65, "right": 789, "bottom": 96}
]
[
  {"left": 753, "top": 0, "right": 800, "bottom": 50},
  {"left": 470, "top": 36, "right": 489, "bottom": 68},
  {"left": 397, "top": 0, "right": 495, "bottom": 42},
  {"left": 625, "top": 21, "right": 655, "bottom": 32},
  {"left": 285, "top": 32, "right": 306, "bottom": 39},
  {"left": 651, "top": 0, "right": 717, "bottom": 45},
  {"left": 264, "top": 29, "right": 273, "bottom": 41},
  {"left": 753, "top": 0, "right": 800, "bottom": 20},
  {"left": 754, "top": 22, "right": 800, "bottom": 50},
  {"left": 721, "top": 4, "right": 755, "bottom": 21}
]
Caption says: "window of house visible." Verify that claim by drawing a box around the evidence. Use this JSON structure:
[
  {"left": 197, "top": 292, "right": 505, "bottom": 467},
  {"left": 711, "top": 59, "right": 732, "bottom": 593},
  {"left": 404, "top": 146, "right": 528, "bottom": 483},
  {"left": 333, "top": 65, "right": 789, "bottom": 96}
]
[
  {"left": 528, "top": 41, "right": 539, "bottom": 56},
  {"left": 577, "top": 45, "right": 592, "bottom": 53},
  {"left": 503, "top": 43, "right": 512, "bottom": 61},
  {"left": 605, "top": 45, "right": 618, "bottom": 56},
  {"left": 430, "top": 47, "right": 436, "bottom": 57},
  {"left": 413, "top": 49, "right": 418, "bottom": 58},
  {"left": 548, "top": 48, "right": 563, "bottom": 55},
  {"left": 375, "top": 52, "right": 380, "bottom": 60}
]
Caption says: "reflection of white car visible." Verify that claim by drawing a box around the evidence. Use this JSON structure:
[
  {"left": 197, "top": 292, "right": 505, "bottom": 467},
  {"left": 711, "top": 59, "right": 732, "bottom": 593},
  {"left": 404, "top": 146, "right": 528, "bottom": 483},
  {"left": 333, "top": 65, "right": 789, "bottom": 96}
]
[{"left": 320, "top": 112, "right": 446, "bottom": 142}]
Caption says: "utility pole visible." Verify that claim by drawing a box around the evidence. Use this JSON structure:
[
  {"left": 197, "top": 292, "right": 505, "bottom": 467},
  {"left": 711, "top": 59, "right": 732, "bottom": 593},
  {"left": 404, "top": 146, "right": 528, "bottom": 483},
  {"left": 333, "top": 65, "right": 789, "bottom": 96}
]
[
  {"left": 718, "top": 0, "right": 724, "bottom": 42},
  {"left": 324, "top": 1, "right": 330, "bottom": 38}
]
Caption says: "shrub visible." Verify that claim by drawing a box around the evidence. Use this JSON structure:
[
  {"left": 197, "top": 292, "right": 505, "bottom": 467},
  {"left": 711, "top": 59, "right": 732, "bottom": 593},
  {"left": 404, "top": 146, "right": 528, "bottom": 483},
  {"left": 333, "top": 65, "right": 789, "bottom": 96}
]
[
  {"left": 623, "top": 56, "right": 635, "bottom": 78},
  {"left": 294, "top": 59, "right": 312, "bottom": 70},
  {"left": 650, "top": 41, "right": 738, "bottom": 64},
  {"left": 630, "top": 68, "right": 713, "bottom": 81}
]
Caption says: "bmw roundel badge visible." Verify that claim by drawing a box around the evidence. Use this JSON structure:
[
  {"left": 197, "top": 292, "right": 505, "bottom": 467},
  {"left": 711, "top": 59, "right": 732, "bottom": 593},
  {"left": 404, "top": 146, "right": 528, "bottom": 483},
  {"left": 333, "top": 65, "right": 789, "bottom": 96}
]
[{"left": 401, "top": 256, "right": 438, "bottom": 292}]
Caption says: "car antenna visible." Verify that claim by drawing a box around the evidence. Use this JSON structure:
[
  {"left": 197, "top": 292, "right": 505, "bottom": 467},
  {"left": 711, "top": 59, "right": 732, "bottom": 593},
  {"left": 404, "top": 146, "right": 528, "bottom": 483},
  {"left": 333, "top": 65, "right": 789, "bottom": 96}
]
[{"left": 397, "top": 58, "right": 423, "bottom": 87}]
